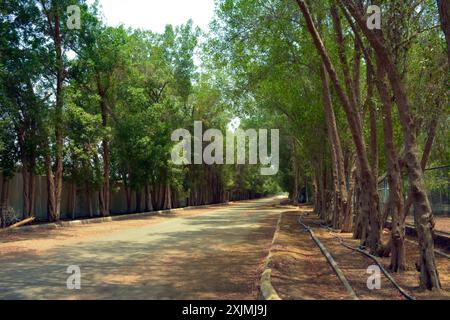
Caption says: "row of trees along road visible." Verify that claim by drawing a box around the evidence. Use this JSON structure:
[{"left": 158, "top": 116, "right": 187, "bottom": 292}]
[
  {"left": 0, "top": 1, "right": 282, "bottom": 224},
  {"left": 211, "top": 0, "right": 449, "bottom": 291},
  {"left": 0, "top": 0, "right": 449, "bottom": 292}
]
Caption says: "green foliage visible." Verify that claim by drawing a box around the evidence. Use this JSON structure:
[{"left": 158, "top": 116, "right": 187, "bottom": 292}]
[{"left": 2, "top": 0, "right": 447, "bottom": 216}]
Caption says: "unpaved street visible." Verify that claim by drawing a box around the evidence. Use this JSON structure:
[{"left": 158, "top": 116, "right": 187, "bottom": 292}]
[{"left": 0, "top": 198, "right": 282, "bottom": 300}]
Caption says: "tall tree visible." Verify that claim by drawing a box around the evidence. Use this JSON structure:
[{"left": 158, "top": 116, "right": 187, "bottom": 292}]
[
  {"left": 437, "top": 0, "right": 450, "bottom": 63},
  {"left": 342, "top": 0, "right": 441, "bottom": 291},
  {"left": 39, "top": 0, "right": 66, "bottom": 221},
  {"left": 295, "top": 0, "right": 382, "bottom": 253}
]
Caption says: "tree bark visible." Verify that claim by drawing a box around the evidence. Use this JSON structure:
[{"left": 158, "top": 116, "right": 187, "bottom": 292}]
[
  {"left": 296, "top": 0, "right": 381, "bottom": 252},
  {"left": 319, "top": 63, "right": 347, "bottom": 229},
  {"left": 375, "top": 61, "right": 406, "bottom": 271},
  {"left": 45, "top": 151, "right": 56, "bottom": 221},
  {"left": 367, "top": 68, "right": 378, "bottom": 179},
  {"left": 124, "top": 180, "right": 132, "bottom": 214},
  {"left": 100, "top": 97, "right": 110, "bottom": 216},
  {"left": 313, "top": 174, "right": 319, "bottom": 213},
  {"left": 163, "top": 184, "right": 172, "bottom": 210},
  {"left": 342, "top": 158, "right": 356, "bottom": 232},
  {"left": 85, "top": 182, "right": 93, "bottom": 218},
  {"left": 135, "top": 190, "right": 142, "bottom": 213},
  {"left": 53, "top": 0, "right": 64, "bottom": 220},
  {"left": 421, "top": 117, "right": 439, "bottom": 171},
  {"left": 342, "top": 0, "right": 441, "bottom": 290},
  {"left": 403, "top": 116, "right": 440, "bottom": 217},
  {"left": 71, "top": 182, "right": 77, "bottom": 220},
  {"left": 41, "top": 0, "right": 64, "bottom": 221},
  {"left": 144, "top": 184, "right": 154, "bottom": 212},
  {"left": 1, "top": 176, "right": 10, "bottom": 228},
  {"left": 291, "top": 138, "right": 300, "bottom": 205},
  {"left": 437, "top": 0, "right": 450, "bottom": 63},
  {"left": 21, "top": 161, "right": 31, "bottom": 219}
]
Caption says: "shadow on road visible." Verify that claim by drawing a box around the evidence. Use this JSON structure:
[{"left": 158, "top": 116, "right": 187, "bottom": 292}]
[{"left": 0, "top": 199, "right": 281, "bottom": 300}]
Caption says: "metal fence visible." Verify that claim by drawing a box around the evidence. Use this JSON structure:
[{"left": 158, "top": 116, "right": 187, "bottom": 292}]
[{"left": 378, "top": 165, "right": 450, "bottom": 216}]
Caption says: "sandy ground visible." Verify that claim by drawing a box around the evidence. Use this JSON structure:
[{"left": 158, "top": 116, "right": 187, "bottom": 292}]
[
  {"left": 270, "top": 206, "right": 450, "bottom": 300},
  {"left": 0, "top": 204, "right": 238, "bottom": 256},
  {"left": 0, "top": 198, "right": 285, "bottom": 300},
  {"left": 269, "top": 211, "right": 352, "bottom": 300},
  {"left": 378, "top": 232, "right": 450, "bottom": 300}
]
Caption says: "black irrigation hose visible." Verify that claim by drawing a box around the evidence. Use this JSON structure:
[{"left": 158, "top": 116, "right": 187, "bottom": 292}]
[
  {"left": 301, "top": 218, "right": 417, "bottom": 301},
  {"left": 316, "top": 219, "right": 449, "bottom": 258},
  {"left": 299, "top": 218, "right": 359, "bottom": 300}
]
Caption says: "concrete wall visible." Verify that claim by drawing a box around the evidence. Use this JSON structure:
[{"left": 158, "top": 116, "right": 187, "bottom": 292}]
[{"left": 0, "top": 172, "right": 148, "bottom": 221}]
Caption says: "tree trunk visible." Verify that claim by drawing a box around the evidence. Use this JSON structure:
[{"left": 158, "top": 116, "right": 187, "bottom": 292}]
[
  {"left": 124, "top": 184, "right": 132, "bottom": 214},
  {"left": 145, "top": 184, "right": 154, "bottom": 212},
  {"left": 42, "top": 0, "right": 64, "bottom": 221},
  {"left": 320, "top": 64, "right": 341, "bottom": 228},
  {"left": 71, "top": 183, "right": 77, "bottom": 220},
  {"left": 296, "top": 0, "right": 381, "bottom": 252},
  {"left": 403, "top": 115, "right": 440, "bottom": 218},
  {"left": 0, "top": 176, "right": 9, "bottom": 206},
  {"left": 368, "top": 68, "right": 378, "bottom": 179},
  {"left": 320, "top": 62, "right": 349, "bottom": 230},
  {"left": 313, "top": 175, "right": 319, "bottom": 213},
  {"left": 343, "top": 0, "right": 441, "bottom": 290},
  {"left": 135, "top": 190, "right": 142, "bottom": 213},
  {"left": 101, "top": 98, "right": 110, "bottom": 217},
  {"left": 342, "top": 159, "right": 356, "bottom": 232},
  {"left": 45, "top": 151, "right": 56, "bottom": 221},
  {"left": 1, "top": 176, "right": 10, "bottom": 228},
  {"left": 29, "top": 171, "right": 35, "bottom": 218},
  {"left": 163, "top": 184, "right": 172, "bottom": 210},
  {"left": 291, "top": 138, "right": 300, "bottom": 205},
  {"left": 437, "top": 0, "right": 450, "bottom": 63},
  {"left": 21, "top": 161, "right": 31, "bottom": 219},
  {"left": 98, "top": 186, "right": 105, "bottom": 216},
  {"left": 20, "top": 154, "right": 35, "bottom": 219},
  {"left": 353, "top": 167, "right": 368, "bottom": 242},
  {"left": 85, "top": 183, "right": 93, "bottom": 218},
  {"left": 53, "top": 0, "right": 64, "bottom": 220},
  {"left": 375, "top": 61, "right": 406, "bottom": 271},
  {"left": 158, "top": 184, "right": 165, "bottom": 209}
]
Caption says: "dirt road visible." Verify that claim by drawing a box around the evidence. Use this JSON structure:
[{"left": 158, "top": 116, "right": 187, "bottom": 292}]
[{"left": 0, "top": 198, "right": 282, "bottom": 300}]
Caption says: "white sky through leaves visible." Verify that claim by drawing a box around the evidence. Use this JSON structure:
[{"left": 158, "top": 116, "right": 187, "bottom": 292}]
[{"left": 89, "top": 0, "right": 215, "bottom": 33}]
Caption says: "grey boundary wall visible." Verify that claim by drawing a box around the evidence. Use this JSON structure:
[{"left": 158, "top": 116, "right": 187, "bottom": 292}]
[
  {"left": 0, "top": 172, "right": 236, "bottom": 222},
  {"left": 1, "top": 172, "right": 163, "bottom": 221}
]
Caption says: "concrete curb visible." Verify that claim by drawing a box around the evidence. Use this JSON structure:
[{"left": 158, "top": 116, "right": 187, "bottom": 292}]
[
  {"left": 258, "top": 214, "right": 282, "bottom": 300},
  {"left": 1, "top": 202, "right": 232, "bottom": 234}
]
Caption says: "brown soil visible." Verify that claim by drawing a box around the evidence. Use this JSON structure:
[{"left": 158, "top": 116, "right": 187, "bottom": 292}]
[
  {"left": 377, "top": 232, "right": 450, "bottom": 300},
  {"left": 0, "top": 198, "right": 283, "bottom": 300},
  {"left": 268, "top": 210, "right": 352, "bottom": 300},
  {"left": 270, "top": 205, "right": 450, "bottom": 300},
  {"left": 301, "top": 218, "right": 406, "bottom": 300}
]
